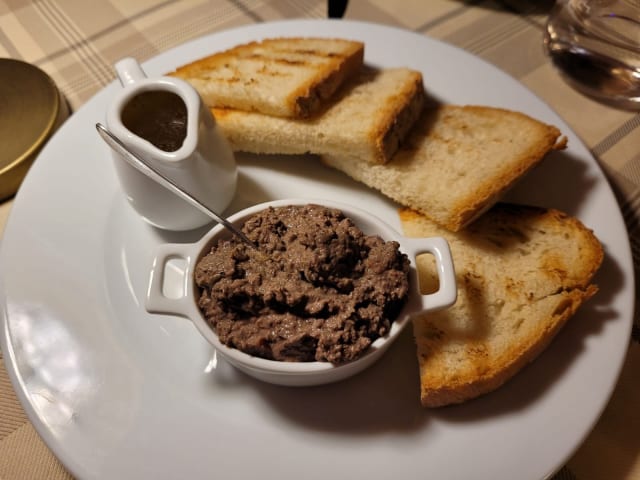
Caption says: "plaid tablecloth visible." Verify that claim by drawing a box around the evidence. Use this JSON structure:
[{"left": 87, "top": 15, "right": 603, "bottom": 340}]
[{"left": 1, "top": 1, "right": 638, "bottom": 479}]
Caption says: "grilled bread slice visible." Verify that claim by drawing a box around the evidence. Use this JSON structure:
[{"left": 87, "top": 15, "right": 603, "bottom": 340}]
[
  {"left": 211, "top": 67, "right": 425, "bottom": 164},
  {"left": 322, "top": 105, "right": 566, "bottom": 231},
  {"left": 399, "top": 204, "right": 603, "bottom": 407},
  {"left": 170, "top": 37, "right": 364, "bottom": 118}
]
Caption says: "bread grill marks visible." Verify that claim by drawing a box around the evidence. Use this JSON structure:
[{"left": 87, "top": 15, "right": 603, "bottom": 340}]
[
  {"left": 170, "top": 37, "right": 364, "bottom": 118},
  {"left": 287, "top": 47, "right": 363, "bottom": 117},
  {"left": 399, "top": 204, "right": 604, "bottom": 407}
]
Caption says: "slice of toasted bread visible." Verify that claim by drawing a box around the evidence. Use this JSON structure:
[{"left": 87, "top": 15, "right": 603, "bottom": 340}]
[
  {"left": 399, "top": 204, "right": 603, "bottom": 407},
  {"left": 322, "top": 105, "right": 567, "bottom": 231},
  {"left": 211, "top": 67, "right": 425, "bottom": 164},
  {"left": 170, "top": 37, "right": 364, "bottom": 118}
]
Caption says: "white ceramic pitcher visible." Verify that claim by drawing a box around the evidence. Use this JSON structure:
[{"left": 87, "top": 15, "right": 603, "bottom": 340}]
[{"left": 106, "top": 57, "right": 237, "bottom": 231}]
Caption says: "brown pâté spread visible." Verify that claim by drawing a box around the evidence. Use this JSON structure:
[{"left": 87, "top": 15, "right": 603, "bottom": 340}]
[{"left": 194, "top": 204, "right": 410, "bottom": 364}]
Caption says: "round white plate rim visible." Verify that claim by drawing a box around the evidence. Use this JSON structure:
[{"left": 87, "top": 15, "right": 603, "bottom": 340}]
[{"left": 0, "top": 19, "right": 635, "bottom": 480}]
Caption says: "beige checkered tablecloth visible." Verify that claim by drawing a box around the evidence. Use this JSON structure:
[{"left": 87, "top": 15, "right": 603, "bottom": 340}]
[{"left": 1, "top": 1, "right": 639, "bottom": 479}]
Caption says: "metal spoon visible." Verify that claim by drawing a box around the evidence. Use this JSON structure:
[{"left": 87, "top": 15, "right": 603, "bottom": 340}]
[{"left": 96, "top": 123, "right": 256, "bottom": 248}]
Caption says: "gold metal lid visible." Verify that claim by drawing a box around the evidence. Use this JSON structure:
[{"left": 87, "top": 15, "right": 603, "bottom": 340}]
[{"left": 0, "top": 59, "right": 69, "bottom": 201}]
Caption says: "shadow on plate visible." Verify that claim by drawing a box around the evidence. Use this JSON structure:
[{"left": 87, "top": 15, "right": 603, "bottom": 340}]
[
  {"left": 431, "top": 247, "right": 624, "bottom": 422},
  {"left": 504, "top": 148, "right": 599, "bottom": 216},
  {"left": 236, "top": 152, "right": 360, "bottom": 189},
  {"left": 208, "top": 326, "right": 432, "bottom": 435},
  {"left": 145, "top": 170, "right": 274, "bottom": 244}
]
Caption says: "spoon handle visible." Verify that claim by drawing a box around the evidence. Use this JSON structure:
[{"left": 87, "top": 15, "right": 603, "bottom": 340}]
[{"left": 96, "top": 123, "right": 255, "bottom": 248}]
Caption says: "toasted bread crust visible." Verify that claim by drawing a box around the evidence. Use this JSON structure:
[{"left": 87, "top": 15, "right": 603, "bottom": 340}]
[
  {"left": 170, "top": 37, "right": 364, "bottom": 118},
  {"left": 322, "top": 105, "right": 565, "bottom": 231},
  {"left": 374, "top": 72, "right": 425, "bottom": 164},
  {"left": 211, "top": 68, "right": 425, "bottom": 164},
  {"left": 398, "top": 205, "right": 603, "bottom": 407}
]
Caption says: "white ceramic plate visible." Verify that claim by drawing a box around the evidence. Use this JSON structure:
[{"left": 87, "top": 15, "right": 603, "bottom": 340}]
[{"left": 0, "top": 20, "right": 634, "bottom": 480}]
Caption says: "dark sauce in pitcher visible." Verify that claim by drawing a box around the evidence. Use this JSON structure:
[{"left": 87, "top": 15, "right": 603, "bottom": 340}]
[{"left": 121, "top": 91, "right": 187, "bottom": 152}]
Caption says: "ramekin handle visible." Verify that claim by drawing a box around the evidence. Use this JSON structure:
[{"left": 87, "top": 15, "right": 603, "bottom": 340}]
[
  {"left": 145, "top": 242, "right": 196, "bottom": 319},
  {"left": 404, "top": 236, "right": 457, "bottom": 312}
]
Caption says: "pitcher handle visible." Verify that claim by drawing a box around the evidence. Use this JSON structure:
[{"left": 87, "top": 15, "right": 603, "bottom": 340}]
[{"left": 115, "top": 57, "right": 147, "bottom": 86}]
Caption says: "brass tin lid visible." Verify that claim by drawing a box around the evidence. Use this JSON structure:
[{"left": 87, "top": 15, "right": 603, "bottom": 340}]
[{"left": 0, "top": 59, "right": 68, "bottom": 200}]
